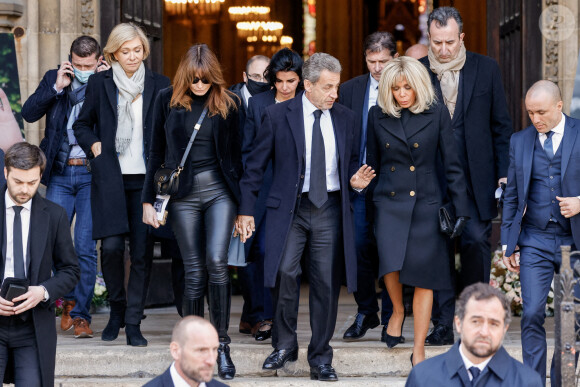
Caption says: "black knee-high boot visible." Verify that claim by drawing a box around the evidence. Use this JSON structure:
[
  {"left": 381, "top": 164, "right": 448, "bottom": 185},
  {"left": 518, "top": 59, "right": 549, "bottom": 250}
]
[
  {"left": 208, "top": 283, "right": 235, "bottom": 380},
  {"left": 102, "top": 302, "right": 126, "bottom": 341},
  {"left": 182, "top": 297, "right": 204, "bottom": 317}
]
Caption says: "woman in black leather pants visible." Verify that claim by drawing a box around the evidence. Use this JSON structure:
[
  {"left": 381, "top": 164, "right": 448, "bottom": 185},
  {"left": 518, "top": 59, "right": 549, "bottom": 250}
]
[{"left": 142, "top": 44, "right": 242, "bottom": 380}]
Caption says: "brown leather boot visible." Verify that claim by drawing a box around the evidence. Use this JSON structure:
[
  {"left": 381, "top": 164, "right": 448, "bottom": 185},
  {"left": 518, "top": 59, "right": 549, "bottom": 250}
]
[
  {"left": 72, "top": 317, "right": 94, "bottom": 338},
  {"left": 60, "top": 300, "right": 76, "bottom": 331}
]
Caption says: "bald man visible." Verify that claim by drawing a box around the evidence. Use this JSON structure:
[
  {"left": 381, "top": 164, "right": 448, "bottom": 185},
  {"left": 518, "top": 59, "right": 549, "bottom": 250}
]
[
  {"left": 405, "top": 44, "right": 428, "bottom": 60},
  {"left": 501, "top": 80, "right": 580, "bottom": 386},
  {"left": 145, "top": 316, "right": 228, "bottom": 387}
]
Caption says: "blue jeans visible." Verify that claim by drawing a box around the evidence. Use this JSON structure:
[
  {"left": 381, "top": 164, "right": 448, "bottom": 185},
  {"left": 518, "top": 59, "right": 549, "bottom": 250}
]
[{"left": 46, "top": 165, "right": 97, "bottom": 322}]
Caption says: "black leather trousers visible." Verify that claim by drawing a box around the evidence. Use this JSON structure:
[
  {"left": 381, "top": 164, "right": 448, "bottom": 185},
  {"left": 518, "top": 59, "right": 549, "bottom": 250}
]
[{"left": 170, "top": 170, "right": 236, "bottom": 299}]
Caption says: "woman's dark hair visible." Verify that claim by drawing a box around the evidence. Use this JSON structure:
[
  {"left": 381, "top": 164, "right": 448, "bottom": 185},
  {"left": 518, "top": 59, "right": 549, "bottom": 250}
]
[
  {"left": 171, "top": 44, "right": 238, "bottom": 119},
  {"left": 265, "top": 48, "right": 304, "bottom": 87}
]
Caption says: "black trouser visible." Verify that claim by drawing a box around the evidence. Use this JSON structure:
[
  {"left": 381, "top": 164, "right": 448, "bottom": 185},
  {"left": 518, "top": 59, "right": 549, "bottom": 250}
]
[
  {"left": 273, "top": 192, "right": 343, "bottom": 367},
  {"left": 101, "top": 174, "right": 152, "bottom": 326},
  {"left": 170, "top": 170, "right": 236, "bottom": 297},
  {"left": 0, "top": 316, "right": 41, "bottom": 386}
]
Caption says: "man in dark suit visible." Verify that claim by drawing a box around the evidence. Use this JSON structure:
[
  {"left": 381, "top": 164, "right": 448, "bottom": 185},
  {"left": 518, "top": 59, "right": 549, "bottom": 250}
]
[
  {"left": 145, "top": 316, "right": 228, "bottom": 387},
  {"left": 0, "top": 143, "right": 79, "bottom": 386},
  {"left": 236, "top": 53, "right": 373, "bottom": 381},
  {"left": 420, "top": 6, "right": 513, "bottom": 345},
  {"left": 338, "top": 31, "right": 397, "bottom": 342},
  {"left": 501, "top": 80, "right": 580, "bottom": 385},
  {"left": 406, "top": 283, "right": 542, "bottom": 387}
]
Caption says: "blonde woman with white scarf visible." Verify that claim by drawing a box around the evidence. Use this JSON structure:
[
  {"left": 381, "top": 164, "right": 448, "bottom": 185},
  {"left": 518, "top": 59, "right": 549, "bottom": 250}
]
[{"left": 74, "top": 23, "right": 170, "bottom": 347}]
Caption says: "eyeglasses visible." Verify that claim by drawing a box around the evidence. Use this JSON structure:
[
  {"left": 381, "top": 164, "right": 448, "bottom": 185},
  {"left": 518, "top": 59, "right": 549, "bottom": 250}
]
[
  {"left": 247, "top": 73, "right": 266, "bottom": 82},
  {"left": 193, "top": 77, "right": 210, "bottom": 85}
]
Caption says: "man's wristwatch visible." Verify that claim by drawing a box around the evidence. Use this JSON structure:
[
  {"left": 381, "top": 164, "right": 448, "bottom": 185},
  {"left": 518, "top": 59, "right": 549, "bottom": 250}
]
[{"left": 41, "top": 286, "right": 49, "bottom": 302}]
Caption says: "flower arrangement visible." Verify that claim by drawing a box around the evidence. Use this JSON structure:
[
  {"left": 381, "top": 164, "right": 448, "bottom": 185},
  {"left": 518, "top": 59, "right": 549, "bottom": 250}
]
[{"left": 490, "top": 250, "right": 554, "bottom": 316}]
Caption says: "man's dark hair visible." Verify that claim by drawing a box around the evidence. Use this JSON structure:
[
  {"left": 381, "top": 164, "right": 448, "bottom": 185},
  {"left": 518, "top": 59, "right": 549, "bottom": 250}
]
[
  {"left": 364, "top": 31, "right": 397, "bottom": 57},
  {"left": 70, "top": 35, "right": 101, "bottom": 59},
  {"left": 427, "top": 6, "right": 463, "bottom": 34},
  {"left": 456, "top": 283, "right": 512, "bottom": 326},
  {"left": 245, "top": 55, "right": 270, "bottom": 74},
  {"left": 265, "top": 48, "right": 303, "bottom": 87},
  {"left": 5, "top": 142, "right": 47, "bottom": 175}
]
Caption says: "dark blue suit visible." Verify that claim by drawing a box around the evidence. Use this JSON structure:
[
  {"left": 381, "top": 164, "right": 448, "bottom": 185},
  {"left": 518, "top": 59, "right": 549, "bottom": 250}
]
[
  {"left": 406, "top": 341, "right": 543, "bottom": 387},
  {"left": 239, "top": 92, "right": 359, "bottom": 365},
  {"left": 144, "top": 366, "right": 228, "bottom": 386},
  {"left": 501, "top": 115, "right": 580, "bottom": 384},
  {"left": 420, "top": 52, "right": 513, "bottom": 327},
  {"left": 339, "top": 73, "right": 393, "bottom": 325}
]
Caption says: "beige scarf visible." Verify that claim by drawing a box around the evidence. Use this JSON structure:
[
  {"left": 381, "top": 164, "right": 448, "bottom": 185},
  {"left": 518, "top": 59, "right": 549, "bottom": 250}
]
[{"left": 428, "top": 42, "right": 467, "bottom": 118}]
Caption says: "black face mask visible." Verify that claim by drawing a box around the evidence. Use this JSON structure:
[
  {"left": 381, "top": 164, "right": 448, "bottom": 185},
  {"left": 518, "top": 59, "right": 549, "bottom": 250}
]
[{"left": 246, "top": 78, "right": 271, "bottom": 96}]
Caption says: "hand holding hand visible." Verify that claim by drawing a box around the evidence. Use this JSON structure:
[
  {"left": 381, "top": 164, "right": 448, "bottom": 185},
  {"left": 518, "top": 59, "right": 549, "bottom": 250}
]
[
  {"left": 350, "top": 164, "right": 376, "bottom": 190},
  {"left": 234, "top": 215, "right": 255, "bottom": 243},
  {"left": 450, "top": 216, "right": 468, "bottom": 239},
  {"left": 12, "top": 286, "right": 45, "bottom": 314},
  {"left": 556, "top": 196, "right": 580, "bottom": 218},
  {"left": 55, "top": 60, "right": 73, "bottom": 91},
  {"left": 142, "top": 203, "right": 160, "bottom": 228}
]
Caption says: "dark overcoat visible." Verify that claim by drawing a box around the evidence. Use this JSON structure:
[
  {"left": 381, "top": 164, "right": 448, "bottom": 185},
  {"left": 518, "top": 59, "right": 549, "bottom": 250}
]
[
  {"left": 366, "top": 103, "right": 468, "bottom": 289},
  {"left": 143, "top": 366, "right": 229, "bottom": 387},
  {"left": 420, "top": 52, "right": 512, "bottom": 221},
  {"left": 0, "top": 188, "right": 79, "bottom": 387},
  {"left": 73, "top": 67, "right": 170, "bottom": 239},
  {"left": 406, "top": 341, "right": 543, "bottom": 387},
  {"left": 501, "top": 116, "right": 580, "bottom": 256},
  {"left": 238, "top": 92, "right": 360, "bottom": 292},
  {"left": 141, "top": 87, "right": 242, "bottom": 205}
]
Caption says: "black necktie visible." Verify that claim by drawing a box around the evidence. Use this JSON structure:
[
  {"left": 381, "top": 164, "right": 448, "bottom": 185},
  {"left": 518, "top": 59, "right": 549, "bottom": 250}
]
[
  {"left": 544, "top": 131, "right": 554, "bottom": 159},
  {"left": 469, "top": 366, "right": 481, "bottom": 385},
  {"left": 12, "top": 206, "right": 25, "bottom": 279},
  {"left": 309, "top": 109, "right": 328, "bottom": 208}
]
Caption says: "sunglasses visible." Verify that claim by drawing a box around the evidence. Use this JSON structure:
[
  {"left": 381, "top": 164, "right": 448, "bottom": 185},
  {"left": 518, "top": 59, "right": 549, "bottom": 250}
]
[{"left": 193, "top": 77, "right": 210, "bottom": 85}]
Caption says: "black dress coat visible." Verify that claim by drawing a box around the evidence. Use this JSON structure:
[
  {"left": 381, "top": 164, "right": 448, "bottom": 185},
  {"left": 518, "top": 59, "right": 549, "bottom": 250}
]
[
  {"left": 239, "top": 92, "right": 360, "bottom": 292},
  {"left": 419, "top": 52, "right": 512, "bottom": 221},
  {"left": 141, "top": 87, "right": 242, "bottom": 206},
  {"left": 0, "top": 188, "right": 80, "bottom": 387},
  {"left": 366, "top": 103, "right": 468, "bottom": 289},
  {"left": 73, "top": 67, "right": 170, "bottom": 239}
]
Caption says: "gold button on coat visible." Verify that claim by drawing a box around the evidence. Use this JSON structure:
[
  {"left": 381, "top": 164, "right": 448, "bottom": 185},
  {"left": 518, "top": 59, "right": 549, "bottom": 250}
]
[
  {"left": 413, "top": 143, "right": 419, "bottom": 148},
  {"left": 385, "top": 143, "right": 390, "bottom": 148},
  {"left": 410, "top": 166, "right": 415, "bottom": 171},
  {"left": 390, "top": 192, "right": 395, "bottom": 197},
  {"left": 410, "top": 191, "right": 415, "bottom": 196},
  {"left": 391, "top": 166, "right": 395, "bottom": 172}
]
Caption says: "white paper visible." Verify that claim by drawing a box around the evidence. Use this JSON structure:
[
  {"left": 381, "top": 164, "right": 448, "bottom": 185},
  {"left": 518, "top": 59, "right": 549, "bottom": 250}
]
[{"left": 154, "top": 194, "right": 170, "bottom": 222}]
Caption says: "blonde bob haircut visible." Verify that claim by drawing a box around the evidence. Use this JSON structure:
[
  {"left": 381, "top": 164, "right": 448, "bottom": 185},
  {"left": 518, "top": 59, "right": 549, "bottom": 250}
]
[
  {"left": 103, "top": 23, "right": 150, "bottom": 64},
  {"left": 377, "top": 56, "right": 435, "bottom": 118}
]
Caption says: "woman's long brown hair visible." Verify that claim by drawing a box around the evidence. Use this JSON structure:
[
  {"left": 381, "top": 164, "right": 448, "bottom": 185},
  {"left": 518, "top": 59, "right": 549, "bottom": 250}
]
[{"left": 170, "top": 44, "right": 238, "bottom": 118}]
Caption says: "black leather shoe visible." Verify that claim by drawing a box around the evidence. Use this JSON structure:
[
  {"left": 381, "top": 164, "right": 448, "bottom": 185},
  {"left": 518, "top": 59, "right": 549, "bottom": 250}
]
[
  {"left": 310, "top": 364, "right": 338, "bottom": 381},
  {"left": 343, "top": 313, "right": 380, "bottom": 340},
  {"left": 125, "top": 323, "right": 147, "bottom": 347},
  {"left": 217, "top": 343, "right": 236, "bottom": 380},
  {"left": 262, "top": 348, "right": 298, "bottom": 370},
  {"left": 425, "top": 324, "right": 454, "bottom": 346},
  {"left": 381, "top": 324, "right": 405, "bottom": 344},
  {"left": 384, "top": 316, "right": 406, "bottom": 348},
  {"left": 254, "top": 320, "right": 273, "bottom": 341}
]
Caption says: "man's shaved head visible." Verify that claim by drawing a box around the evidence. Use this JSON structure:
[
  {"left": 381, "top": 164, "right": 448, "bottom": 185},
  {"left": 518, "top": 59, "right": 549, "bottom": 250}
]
[
  {"left": 525, "top": 80, "right": 564, "bottom": 134},
  {"left": 171, "top": 315, "right": 215, "bottom": 346},
  {"left": 526, "top": 80, "right": 562, "bottom": 104}
]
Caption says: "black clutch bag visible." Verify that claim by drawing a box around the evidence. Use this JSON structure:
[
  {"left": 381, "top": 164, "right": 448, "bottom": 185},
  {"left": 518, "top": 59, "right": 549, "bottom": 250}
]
[{"left": 438, "top": 202, "right": 455, "bottom": 236}]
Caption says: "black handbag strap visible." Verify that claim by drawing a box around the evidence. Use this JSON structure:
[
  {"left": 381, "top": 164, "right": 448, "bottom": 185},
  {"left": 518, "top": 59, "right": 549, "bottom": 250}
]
[{"left": 177, "top": 107, "right": 209, "bottom": 171}]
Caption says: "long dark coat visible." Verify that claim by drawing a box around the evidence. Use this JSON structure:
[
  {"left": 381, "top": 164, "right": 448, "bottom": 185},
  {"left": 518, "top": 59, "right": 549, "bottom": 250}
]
[
  {"left": 239, "top": 92, "right": 360, "bottom": 292},
  {"left": 0, "top": 189, "right": 79, "bottom": 387},
  {"left": 73, "top": 67, "right": 170, "bottom": 239},
  {"left": 366, "top": 103, "right": 468, "bottom": 289}
]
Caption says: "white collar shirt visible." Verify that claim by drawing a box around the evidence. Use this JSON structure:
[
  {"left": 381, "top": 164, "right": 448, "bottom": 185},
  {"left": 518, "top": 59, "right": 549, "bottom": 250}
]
[
  {"left": 459, "top": 342, "right": 493, "bottom": 381},
  {"left": 367, "top": 75, "right": 379, "bottom": 111},
  {"left": 302, "top": 93, "right": 340, "bottom": 193},
  {"left": 241, "top": 84, "right": 252, "bottom": 107},
  {"left": 169, "top": 362, "right": 206, "bottom": 387},
  {"left": 4, "top": 191, "right": 32, "bottom": 280},
  {"left": 539, "top": 113, "right": 565, "bottom": 153}
]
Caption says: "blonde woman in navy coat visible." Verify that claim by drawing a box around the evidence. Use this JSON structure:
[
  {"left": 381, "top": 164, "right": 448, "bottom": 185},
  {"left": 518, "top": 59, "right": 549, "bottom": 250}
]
[{"left": 364, "top": 56, "right": 469, "bottom": 365}]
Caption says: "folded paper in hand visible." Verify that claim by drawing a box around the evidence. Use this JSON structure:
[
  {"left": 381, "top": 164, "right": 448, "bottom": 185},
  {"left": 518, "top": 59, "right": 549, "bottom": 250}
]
[{"left": 154, "top": 194, "right": 170, "bottom": 225}]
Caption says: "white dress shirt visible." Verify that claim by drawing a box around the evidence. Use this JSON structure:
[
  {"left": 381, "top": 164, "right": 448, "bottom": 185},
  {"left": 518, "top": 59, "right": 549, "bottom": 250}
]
[
  {"left": 169, "top": 362, "right": 206, "bottom": 387},
  {"left": 538, "top": 113, "right": 565, "bottom": 153},
  {"left": 459, "top": 342, "right": 493, "bottom": 381},
  {"left": 4, "top": 192, "right": 31, "bottom": 280},
  {"left": 241, "top": 84, "right": 252, "bottom": 107},
  {"left": 301, "top": 93, "right": 340, "bottom": 193},
  {"left": 118, "top": 96, "right": 146, "bottom": 174},
  {"left": 368, "top": 75, "right": 379, "bottom": 112}
]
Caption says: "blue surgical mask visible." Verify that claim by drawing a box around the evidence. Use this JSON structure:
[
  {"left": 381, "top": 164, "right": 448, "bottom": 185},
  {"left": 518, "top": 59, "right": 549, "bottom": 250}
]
[{"left": 73, "top": 67, "right": 95, "bottom": 84}]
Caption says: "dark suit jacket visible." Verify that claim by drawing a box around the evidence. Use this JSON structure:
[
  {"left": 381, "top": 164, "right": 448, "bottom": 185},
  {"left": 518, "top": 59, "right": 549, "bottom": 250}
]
[
  {"left": 0, "top": 187, "right": 79, "bottom": 387},
  {"left": 229, "top": 82, "right": 248, "bottom": 141},
  {"left": 141, "top": 87, "right": 242, "bottom": 205},
  {"left": 73, "top": 67, "right": 170, "bottom": 239},
  {"left": 144, "top": 366, "right": 229, "bottom": 387},
  {"left": 420, "top": 52, "right": 513, "bottom": 221},
  {"left": 501, "top": 115, "right": 580, "bottom": 256},
  {"left": 406, "top": 341, "right": 543, "bottom": 387},
  {"left": 239, "top": 92, "right": 360, "bottom": 291},
  {"left": 338, "top": 73, "right": 368, "bottom": 145}
]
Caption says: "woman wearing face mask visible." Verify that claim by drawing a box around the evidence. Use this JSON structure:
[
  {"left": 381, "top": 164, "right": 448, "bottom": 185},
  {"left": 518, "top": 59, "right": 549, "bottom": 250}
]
[
  {"left": 74, "top": 23, "right": 170, "bottom": 347},
  {"left": 142, "top": 44, "right": 242, "bottom": 380},
  {"left": 237, "top": 48, "right": 303, "bottom": 342}
]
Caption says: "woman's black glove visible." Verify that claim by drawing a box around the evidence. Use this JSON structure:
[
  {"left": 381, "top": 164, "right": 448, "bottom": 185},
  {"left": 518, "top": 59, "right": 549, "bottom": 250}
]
[{"left": 450, "top": 217, "right": 469, "bottom": 239}]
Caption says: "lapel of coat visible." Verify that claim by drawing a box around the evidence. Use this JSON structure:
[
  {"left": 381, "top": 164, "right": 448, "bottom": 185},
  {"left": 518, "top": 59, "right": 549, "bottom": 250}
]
[
  {"left": 28, "top": 194, "right": 48, "bottom": 285},
  {"left": 0, "top": 186, "right": 5, "bottom": 279},
  {"left": 379, "top": 112, "right": 408, "bottom": 145},
  {"left": 404, "top": 107, "right": 435, "bottom": 139},
  {"left": 561, "top": 114, "right": 578, "bottom": 182},
  {"left": 354, "top": 76, "right": 368, "bottom": 116},
  {"left": 462, "top": 52, "right": 477, "bottom": 113},
  {"left": 482, "top": 346, "right": 510, "bottom": 384},
  {"left": 142, "top": 68, "right": 155, "bottom": 124},
  {"left": 287, "top": 93, "right": 306, "bottom": 167},
  {"left": 103, "top": 69, "right": 118, "bottom": 114},
  {"left": 330, "top": 104, "right": 346, "bottom": 175},
  {"left": 522, "top": 127, "right": 536, "bottom": 198},
  {"left": 445, "top": 342, "right": 472, "bottom": 387}
]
